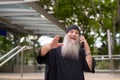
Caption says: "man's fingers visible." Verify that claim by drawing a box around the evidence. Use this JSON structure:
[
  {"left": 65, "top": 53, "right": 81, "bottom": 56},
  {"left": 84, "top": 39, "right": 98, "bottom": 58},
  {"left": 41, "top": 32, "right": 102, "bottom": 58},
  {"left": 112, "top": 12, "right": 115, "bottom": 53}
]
[
  {"left": 50, "top": 35, "right": 61, "bottom": 49},
  {"left": 79, "top": 36, "right": 85, "bottom": 44},
  {"left": 53, "top": 35, "right": 60, "bottom": 42},
  {"left": 55, "top": 35, "right": 60, "bottom": 41}
]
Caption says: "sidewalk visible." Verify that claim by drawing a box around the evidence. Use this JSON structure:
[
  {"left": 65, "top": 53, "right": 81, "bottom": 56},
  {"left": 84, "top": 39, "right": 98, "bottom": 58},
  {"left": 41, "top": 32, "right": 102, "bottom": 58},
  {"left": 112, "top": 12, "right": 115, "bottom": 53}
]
[
  {"left": 85, "top": 72, "right": 120, "bottom": 80},
  {"left": 0, "top": 72, "right": 120, "bottom": 80},
  {"left": 0, "top": 72, "right": 44, "bottom": 80}
]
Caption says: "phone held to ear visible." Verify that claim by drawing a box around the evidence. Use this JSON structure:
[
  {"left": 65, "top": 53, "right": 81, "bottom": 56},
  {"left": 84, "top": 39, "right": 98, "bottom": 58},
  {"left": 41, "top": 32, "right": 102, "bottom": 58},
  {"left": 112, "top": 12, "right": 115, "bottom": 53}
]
[
  {"left": 79, "top": 36, "right": 84, "bottom": 48},
  {"left": 80, "top": 42, "right": 84, "bottom": 48}
]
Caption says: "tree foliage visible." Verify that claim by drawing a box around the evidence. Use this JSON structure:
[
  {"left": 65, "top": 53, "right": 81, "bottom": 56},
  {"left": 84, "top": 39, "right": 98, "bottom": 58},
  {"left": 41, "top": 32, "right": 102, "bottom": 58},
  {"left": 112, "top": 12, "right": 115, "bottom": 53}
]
[
  {"left": 38, "top": 0, "right": 120, "bottom": 55},
  {"left": 0, "top": 36, "right": 12, "bottom": 55}
]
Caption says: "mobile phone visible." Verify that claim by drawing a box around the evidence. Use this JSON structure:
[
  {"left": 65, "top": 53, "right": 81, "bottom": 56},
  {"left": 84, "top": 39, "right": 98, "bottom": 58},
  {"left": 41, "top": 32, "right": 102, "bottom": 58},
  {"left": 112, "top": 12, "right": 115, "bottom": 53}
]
[
  {"left": 79, "top": 35, "right": 84, "bottom": 48},
  {"left": 80, "top": 42, "right": 84, "bottom": 48}
]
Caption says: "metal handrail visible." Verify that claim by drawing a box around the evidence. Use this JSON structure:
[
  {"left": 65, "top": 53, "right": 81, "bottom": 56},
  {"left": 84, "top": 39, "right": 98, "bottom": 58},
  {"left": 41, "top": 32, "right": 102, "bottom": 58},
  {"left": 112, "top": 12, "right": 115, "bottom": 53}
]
[
  {"left": 92, "top": 55, "right": 120, "bottom": 57},
  {"left": 0, "top": 46, "right": 20, "bottom": 61},
  {"left": 0, "top": 46, "right": 26, "bottom": 67},
  {"left": 93, "top": 55, "right": 120, "bottom": 60}
]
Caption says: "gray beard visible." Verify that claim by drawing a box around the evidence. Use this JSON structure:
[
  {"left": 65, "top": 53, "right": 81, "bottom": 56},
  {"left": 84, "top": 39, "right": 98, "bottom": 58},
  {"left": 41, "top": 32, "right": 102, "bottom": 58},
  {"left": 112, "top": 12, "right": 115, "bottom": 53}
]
[{"left": 61, "top": 34, "right": 80, "bottom": 60}]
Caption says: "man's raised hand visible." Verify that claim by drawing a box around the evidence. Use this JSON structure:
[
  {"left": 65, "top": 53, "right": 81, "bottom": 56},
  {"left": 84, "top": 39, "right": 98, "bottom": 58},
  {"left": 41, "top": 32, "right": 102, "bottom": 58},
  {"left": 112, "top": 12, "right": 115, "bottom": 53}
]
[{"left": 48, "top": 35, "right": 63, "bottom": 50}]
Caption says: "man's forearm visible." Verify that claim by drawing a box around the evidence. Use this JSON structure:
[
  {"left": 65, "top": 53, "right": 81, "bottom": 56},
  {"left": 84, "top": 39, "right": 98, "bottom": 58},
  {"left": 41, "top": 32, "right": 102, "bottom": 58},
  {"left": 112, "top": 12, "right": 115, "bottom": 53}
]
[
  {"left": 84, "top": 40, "right": 92, "bottom": 71},
  {"left": 86, "top": 54, "right": 92, "bottom": 71},
  {"left": 40, "top": 44, "right": 51, "bottom": 56}
]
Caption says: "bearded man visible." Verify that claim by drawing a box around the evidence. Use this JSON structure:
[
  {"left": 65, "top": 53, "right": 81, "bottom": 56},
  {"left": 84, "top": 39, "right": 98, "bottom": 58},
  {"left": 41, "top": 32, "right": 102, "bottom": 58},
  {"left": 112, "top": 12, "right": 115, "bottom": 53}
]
[{"left": 37, "top": 25, "right": 95, "bottom": 80}]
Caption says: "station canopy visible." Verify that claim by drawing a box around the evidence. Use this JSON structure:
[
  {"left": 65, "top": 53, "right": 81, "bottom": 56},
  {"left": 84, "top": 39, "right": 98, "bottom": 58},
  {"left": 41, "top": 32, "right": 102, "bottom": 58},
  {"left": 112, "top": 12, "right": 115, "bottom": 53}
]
[{"left": 0, "top": 0, "right": 66, "bottom": 36}]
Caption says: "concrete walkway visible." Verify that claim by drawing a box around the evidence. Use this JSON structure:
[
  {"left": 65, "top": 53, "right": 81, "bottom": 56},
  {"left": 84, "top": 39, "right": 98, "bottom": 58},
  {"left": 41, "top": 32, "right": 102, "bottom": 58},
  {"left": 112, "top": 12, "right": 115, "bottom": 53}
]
[
  {"left": 0, "top": 72, "right": 120, "bottom": 80},
  {"left": 85, "top": 72, "right": 120, "bottom": 80},
  {"left": 0, "top": 72, "right": 44, "bottom": 80}
]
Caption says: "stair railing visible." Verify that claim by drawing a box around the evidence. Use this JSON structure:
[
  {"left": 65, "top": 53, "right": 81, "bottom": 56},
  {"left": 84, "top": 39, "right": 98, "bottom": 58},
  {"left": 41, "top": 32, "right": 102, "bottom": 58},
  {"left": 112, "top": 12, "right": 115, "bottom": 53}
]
[{"left": 0, "top": 46, "right": 26, "bottom": 67}]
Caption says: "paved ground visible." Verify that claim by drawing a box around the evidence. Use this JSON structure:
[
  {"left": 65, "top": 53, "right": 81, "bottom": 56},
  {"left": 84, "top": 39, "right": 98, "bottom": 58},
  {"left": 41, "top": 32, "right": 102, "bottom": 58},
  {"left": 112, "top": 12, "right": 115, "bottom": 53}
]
[
  {"left": 0, "top": 72, "right": 120, "bottom": 80},
  {"left": 0, "top": 72, "right": 44, "bottom": 80},
  {"left": 85, "top": 72, "right": 120, "bottom": 80}
]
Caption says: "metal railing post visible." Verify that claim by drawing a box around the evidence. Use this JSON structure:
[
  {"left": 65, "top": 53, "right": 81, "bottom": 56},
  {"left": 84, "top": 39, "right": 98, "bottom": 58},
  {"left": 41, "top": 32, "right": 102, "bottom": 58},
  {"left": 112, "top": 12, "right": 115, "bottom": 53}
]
[
  {"left": 21, "top": 50, "right": 23, "bottom": 79},
  {"left": 107, "top": 29, "right": 114, "bottom": 74}
]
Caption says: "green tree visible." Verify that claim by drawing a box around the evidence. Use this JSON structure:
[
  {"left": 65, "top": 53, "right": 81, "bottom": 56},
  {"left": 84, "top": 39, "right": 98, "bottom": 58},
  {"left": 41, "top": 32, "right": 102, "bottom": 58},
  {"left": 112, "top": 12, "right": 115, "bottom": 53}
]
[{"left": 38, "top": 0, "right": 120, "bottom": 55}]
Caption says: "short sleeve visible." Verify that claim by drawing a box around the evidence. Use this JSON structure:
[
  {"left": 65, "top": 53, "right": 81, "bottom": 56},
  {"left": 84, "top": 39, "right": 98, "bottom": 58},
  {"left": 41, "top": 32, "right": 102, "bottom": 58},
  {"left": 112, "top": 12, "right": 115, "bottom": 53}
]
[
  {"left": 84, "top": 57, "right": 95, "bottom": 73},
  {"left": 36, "top": 47, "right": 49, "bottom": 64}
]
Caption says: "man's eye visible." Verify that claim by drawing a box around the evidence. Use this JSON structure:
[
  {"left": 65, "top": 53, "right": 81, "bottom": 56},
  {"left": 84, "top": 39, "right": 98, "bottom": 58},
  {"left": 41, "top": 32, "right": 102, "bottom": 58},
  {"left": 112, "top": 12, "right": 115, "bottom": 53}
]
[{"left": 76, "top": 32, "right": 79, "bottom": 34}]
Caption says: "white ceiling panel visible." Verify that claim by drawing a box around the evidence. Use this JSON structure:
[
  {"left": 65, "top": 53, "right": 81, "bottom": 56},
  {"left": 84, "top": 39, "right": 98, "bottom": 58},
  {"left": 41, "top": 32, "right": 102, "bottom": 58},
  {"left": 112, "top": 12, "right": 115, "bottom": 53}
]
[
  {"left": 24, "top": 27, "right": 64, "bottom": 31},
  {"left": 0, "top": 13, "right": 39, "bottom": 16},
  {"left": 0, "top": 0, "right": 39, "bottom": 4},
  {"left": 0, "top": 1, "right": 66, "bottom": 36}
]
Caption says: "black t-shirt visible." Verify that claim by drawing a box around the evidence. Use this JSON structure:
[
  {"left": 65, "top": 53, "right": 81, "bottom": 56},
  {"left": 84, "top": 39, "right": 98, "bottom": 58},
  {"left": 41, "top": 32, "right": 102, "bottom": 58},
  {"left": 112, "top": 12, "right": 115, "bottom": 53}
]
[{"left": 37, "top": 46, "right": 95, "bottom": 80}]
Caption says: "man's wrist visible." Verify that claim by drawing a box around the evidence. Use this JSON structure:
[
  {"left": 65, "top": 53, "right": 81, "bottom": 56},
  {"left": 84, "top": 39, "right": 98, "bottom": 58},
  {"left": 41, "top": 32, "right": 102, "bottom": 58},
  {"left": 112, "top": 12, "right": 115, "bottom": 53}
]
[{"left": 85, "top": 51, "right": 91, "bottom": 56}]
